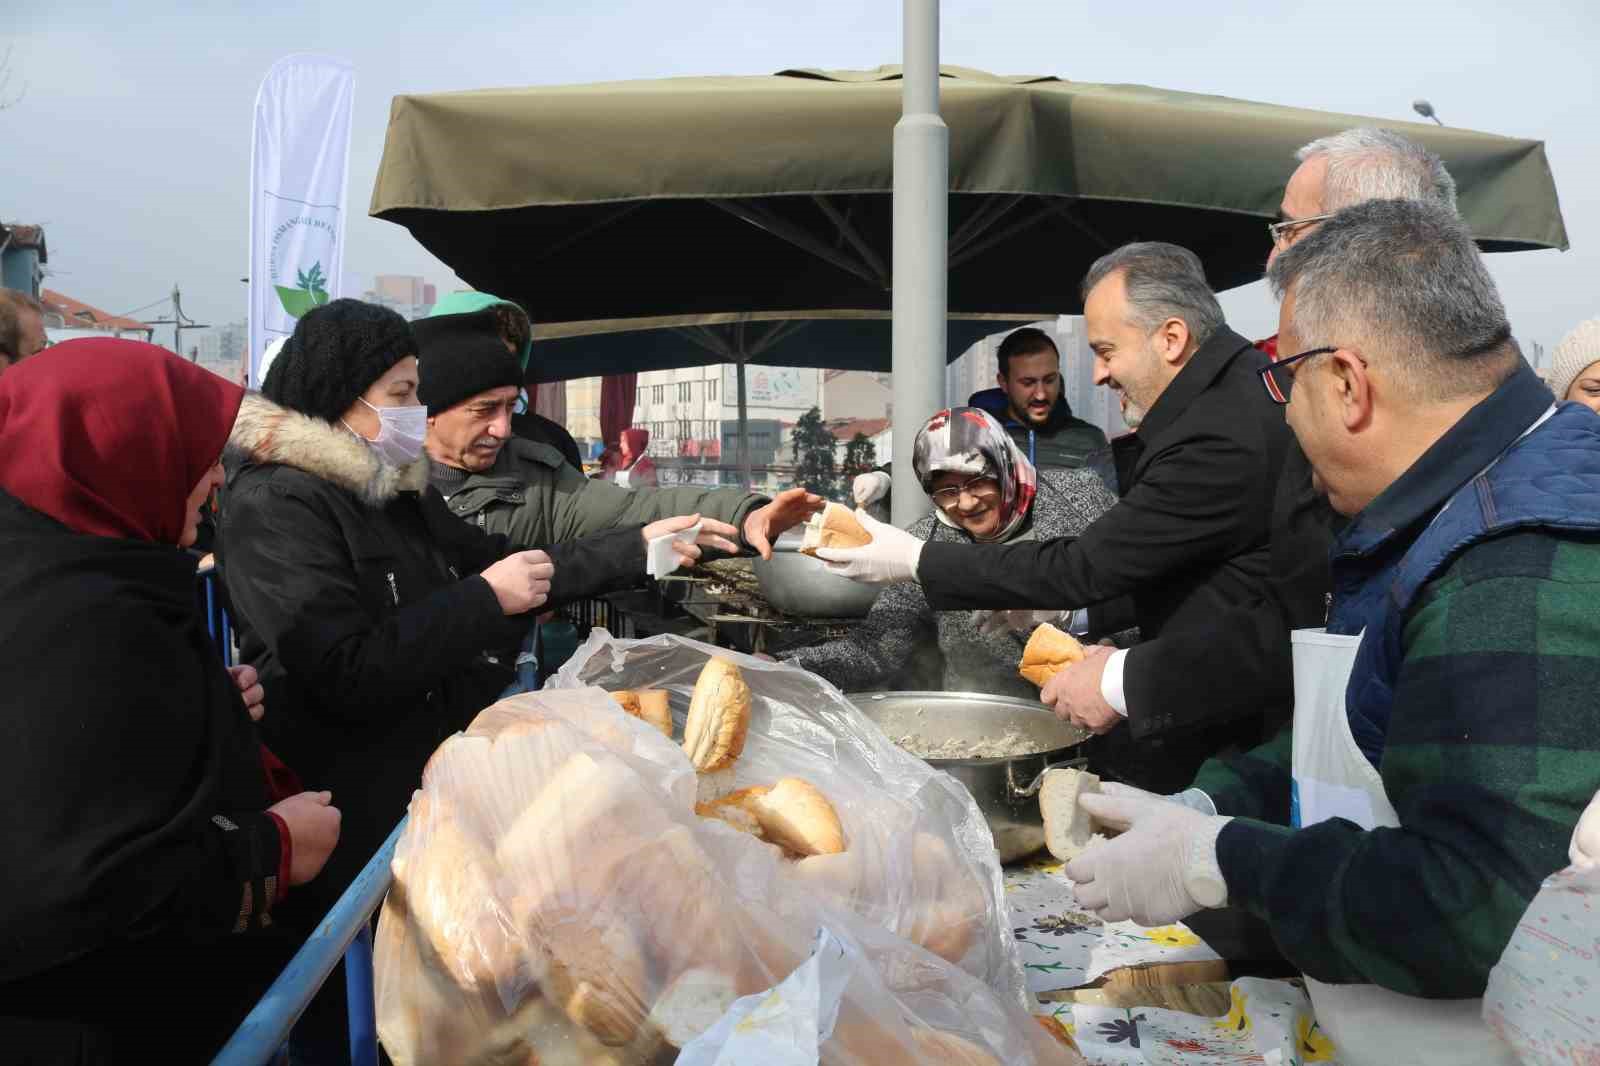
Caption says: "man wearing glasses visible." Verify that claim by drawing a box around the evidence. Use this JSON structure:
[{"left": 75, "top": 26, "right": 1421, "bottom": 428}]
[
  {"left": 1064, "top": 199, "right": 1600, "bottom": 1066},
  {"left": 0, "top": 290, "right": 49, "bottom": 377}
]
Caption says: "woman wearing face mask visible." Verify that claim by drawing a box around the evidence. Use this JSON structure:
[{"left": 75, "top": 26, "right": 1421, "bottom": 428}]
[
  {"left": 780, "top": 407, "right": 1117, "bottom": 698},
  {"left": 0, "top": 340, "right": 342, "bottom": 1063},
  {"left": 216, "top": 299, "right": 674, "bottom": 1060}
]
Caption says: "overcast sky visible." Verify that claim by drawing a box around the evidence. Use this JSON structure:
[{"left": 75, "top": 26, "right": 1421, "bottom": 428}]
[{"left": 7, "top": 0, "right": 1596, "bottom": 362}]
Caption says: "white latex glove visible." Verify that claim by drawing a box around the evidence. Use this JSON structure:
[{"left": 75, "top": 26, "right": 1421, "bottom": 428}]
[
  {"left": 851, "top": 471, "right": 891, "bottom": 508},
  {"left": 1097, "top": 780, "right": 1218, "bottom": 816},
  {"left": 974, "top": 608, "right": 1069, "bottom": 637},
  {"left": 812, "top": 509, "right": 925, "bottom": 585},
  {"left": 1065, "top": 790, "right": 1232, "bottom": 926},
  {"left": 1570, "top": 789, "right": 1600, "bottom": 869}
]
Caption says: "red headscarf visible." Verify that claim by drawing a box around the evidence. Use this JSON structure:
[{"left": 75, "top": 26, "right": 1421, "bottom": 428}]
[
  {"left": 619, "top": 427, "right": 650, "bottom": 465},
  {"left": 0, "top": 338, "right": 245, "bottom": 543}
]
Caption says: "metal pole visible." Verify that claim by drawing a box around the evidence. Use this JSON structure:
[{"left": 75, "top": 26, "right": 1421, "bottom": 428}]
[
  {"left": 890, "top": 0, "right": 948, "bottom": 528},
  {"left": 736, "top": 360, "right": 752, "bottom": 489}
]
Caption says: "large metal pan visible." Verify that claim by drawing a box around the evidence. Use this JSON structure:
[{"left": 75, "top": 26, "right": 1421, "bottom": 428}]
[
  {"left": 750, "top": 533, "right": 881, "bottom": 618},
  {"left": 849, "top": 691, "right": 1090, "bottom": 862}
]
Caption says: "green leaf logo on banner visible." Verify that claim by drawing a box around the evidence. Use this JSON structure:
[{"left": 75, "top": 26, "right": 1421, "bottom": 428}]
[{"left": 275, "top": 260, "right": 331, "bottom": 318}]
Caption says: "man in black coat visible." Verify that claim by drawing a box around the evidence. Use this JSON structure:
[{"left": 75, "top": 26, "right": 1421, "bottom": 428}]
[{"left": 816, "top": 242, "right": 1300, "bottom": 793}]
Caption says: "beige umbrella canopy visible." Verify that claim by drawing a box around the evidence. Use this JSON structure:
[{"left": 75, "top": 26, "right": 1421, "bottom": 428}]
[{"left": 372, "top": 65, "right": 1568, "bottom": 328}]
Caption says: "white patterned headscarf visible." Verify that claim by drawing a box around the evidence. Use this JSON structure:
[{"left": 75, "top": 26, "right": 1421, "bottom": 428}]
[{"left": 912, "top": 406, "right": 1038, "bottom": 542}]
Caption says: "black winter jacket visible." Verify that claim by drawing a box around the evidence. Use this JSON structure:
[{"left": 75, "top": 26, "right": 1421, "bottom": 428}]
[
  {"left": 967, "top": 388, "right": 1109, "bottom": 470},
  {"left": 216, "top": 395, "right": 645, "bottom": 921},
  {"left": 923, "top": 326, "right": 1299, "bottom": 792},
  {"left": 0, "top": 489, "right": 293, "bottom": 1064}
]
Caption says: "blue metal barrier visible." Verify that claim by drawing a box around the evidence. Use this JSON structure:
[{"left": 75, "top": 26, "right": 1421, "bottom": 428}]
[
  {"left": 211, "top": 817, "right": 406, "bottom": 1066},
  {"left": 197, "top": 559, "right": 234, "bottom": 667}
]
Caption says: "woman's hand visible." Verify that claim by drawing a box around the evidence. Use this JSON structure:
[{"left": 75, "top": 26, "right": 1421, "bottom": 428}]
[
  {"left": 481, "top": 550, "right": 555, "bottom": 615},
  {"left": 743, "top": 488, "right": 826, "bottom": 559},
  {"left": 228, "top": 664, "right": 265, "bottom": 722},
  {"left": 642, "top": 514, "right": 741, "bottom": 568},
  {"left": 268, "top": 791, "right": 342, "bottom": 885}
]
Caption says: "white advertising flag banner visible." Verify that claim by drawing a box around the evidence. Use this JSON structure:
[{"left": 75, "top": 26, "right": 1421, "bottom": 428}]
[{"left": 248, "top": 54, "right": 355, "bottom": 387}]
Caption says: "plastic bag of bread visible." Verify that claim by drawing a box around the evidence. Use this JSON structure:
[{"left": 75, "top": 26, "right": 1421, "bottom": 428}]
[
  {"left": 374, "top": 633, "right": 1082, "bottom": 1065},
  {"left": 549, "top": 630, "right": 1022, "bottom": 998}
]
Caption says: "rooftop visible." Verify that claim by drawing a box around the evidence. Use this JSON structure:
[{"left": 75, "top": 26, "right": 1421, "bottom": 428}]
[
  {"left": 825, "top": 416, "right": 890, "bottom": 442},
  {"left": 41, "top": 289, "right": 154, "bottom": 335}
]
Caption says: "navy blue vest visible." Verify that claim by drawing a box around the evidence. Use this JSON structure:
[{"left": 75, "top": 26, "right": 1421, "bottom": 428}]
[{"left": 1326, "top": 402, "right": 1600, "bottom": 766}]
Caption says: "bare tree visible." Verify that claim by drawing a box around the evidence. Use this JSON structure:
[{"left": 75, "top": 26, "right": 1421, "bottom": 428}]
[{"left": 0, "top": 44, "right": 27, "bottom": 111}]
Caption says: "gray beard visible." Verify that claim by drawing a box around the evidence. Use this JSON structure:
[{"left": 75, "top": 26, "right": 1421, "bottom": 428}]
[{"left": 1120, "top": 399, "right": 1146, "bottom": 430}]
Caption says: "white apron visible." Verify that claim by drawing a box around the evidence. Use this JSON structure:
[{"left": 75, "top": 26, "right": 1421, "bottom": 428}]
[{"left": 1288, "top": 629, "right": 1518, "bottom": 1066}]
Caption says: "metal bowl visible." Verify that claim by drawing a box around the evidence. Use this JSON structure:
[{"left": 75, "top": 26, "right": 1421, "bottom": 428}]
[
  {"left": 751, "top": 536, "right": 881, "bottom": 618},
  {"left": 849, "top": 691, "right": 1090, "bottom": 862}
]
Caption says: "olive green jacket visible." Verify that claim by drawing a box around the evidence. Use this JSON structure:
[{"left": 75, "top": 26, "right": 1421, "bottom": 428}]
[{"left": 440, "top": 437, "right": 767, "bottom": 549}]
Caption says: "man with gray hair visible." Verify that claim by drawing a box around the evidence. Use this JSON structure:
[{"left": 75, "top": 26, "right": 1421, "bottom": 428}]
[
  {"left": 817, "top": 241, "right": 1298, "bottom": 793},
  {"left": 1061, "top": 199, "right": 1600, "bottom": 1066},
  {"left": 1269, "top": 126, "right": 1457, "bottom": 269}
]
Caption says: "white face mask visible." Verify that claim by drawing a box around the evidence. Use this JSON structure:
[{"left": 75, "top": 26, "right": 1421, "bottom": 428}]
[{"left": 346, "top": 398, "right": 428, "bottom": 467}]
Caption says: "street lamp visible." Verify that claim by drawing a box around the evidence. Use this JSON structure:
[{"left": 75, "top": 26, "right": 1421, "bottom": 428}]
[{"left": 1412, "top": 99, "right": 1443, "bottom": 126}]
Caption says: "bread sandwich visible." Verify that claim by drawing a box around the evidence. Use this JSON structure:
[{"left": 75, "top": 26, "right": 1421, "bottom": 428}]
[
  {"left": 610, "top": 689, "right": 673, "bottom": 738},
  {"left": 1018, "top": 622, "right": 1086, "bottom": 688},
  {"left": 1038, "top": 767, "right": 1106, "bottom": 862},
  {"left": 681, "top": 658, "right": 751, "bottom": 772},
  {"left": 797, "top": 502, "right": 872, "bottom": 557}
]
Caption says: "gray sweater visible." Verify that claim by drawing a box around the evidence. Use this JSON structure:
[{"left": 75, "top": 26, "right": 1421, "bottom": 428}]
[{"left": 781, "top": 469, "right": 1117, "bottom": 698}]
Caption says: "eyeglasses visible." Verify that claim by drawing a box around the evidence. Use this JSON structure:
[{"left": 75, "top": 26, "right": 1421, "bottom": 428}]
[
  {"left": 1267, "top": 213, "right": 1335, "bottom": 246},
  {"left": 930, "top": 475, "right": 999, "bottom": 506},
  {"left": 1258, "top": 346, "right": 1337, "bottom": 404}
]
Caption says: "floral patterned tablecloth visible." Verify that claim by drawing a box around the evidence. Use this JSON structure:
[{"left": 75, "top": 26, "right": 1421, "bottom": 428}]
[
  {"left": 1005, "top": 854, "right": 1223, "bottom": 994},
  {"left": 1005, "top": 856, "right": 1340, "bottom": 1065}
]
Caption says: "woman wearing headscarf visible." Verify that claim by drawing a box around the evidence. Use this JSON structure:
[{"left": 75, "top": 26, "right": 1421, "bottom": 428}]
[
  {"left": 0, "top": 339, "right": 341, "bottom": 1063},
  {"left": 612, "top": 426, "right": 659, "bottom": 488},
  {"left": 217, "top": 299, "right": 706, "bottom": 1060},
  {"left": 781, "top": 407, "right": 1117, "bottom": 699}
]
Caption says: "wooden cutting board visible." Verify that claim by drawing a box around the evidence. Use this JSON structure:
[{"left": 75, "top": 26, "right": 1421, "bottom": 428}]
[{"left": 1038, "top": 960, "right": 1234, "bottom": 1015}]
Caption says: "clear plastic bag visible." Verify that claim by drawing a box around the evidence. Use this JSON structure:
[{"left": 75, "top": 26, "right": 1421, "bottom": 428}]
[
  {"left": 1483, "top": 864, "right": 1600, "bottom": 1064},
  {"left": 374, "top": 629, "right": 1082, "bottom": 1065}
]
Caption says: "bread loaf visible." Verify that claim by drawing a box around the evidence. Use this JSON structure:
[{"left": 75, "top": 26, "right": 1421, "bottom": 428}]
[
  {"left": 497, "top": 751, "right": 671, "bottom": 919},
  {"left": 610, "top": 689, "right": 673, "bottom": 738},
  {"left": 910, "top": 1029, "right": 1005, "bottom": 1066},
  {"left": 393, "top": 795, "right": 525, "bottom": 998},
  {"left": 682, "top": 657, "right": 751, "bottom": 772},
  {"left": 1018, "top": 622, "right": 1086, "bottom": 688},
  {"left": 1039, "top": 768, "right": 1105, "bottom": 861},
  {"left": 904, "top": 833, "right": 987, "bottom": 964},
  {"left": 539, "top": 919, "right": 649, "bottom": 1047},
  {"left": 798, "top": 502, "right": 872, "bottom": 556},
  {"left": 695, "top": 786, "right": 771, "bottom": 840},
  {"left": 648, "top": 968, "right": 742, "bottom": 1049},
  {"left": 749, "top": 777, "right": 846, "bottom": 857}
]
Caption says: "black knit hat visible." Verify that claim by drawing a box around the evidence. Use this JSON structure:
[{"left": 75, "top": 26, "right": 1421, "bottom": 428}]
[
  {"left": 413, "top": 310, "right": 525, "bottom": 415},
  {"left": 261, "top": 299, "right": 415, "bottom": 423}
]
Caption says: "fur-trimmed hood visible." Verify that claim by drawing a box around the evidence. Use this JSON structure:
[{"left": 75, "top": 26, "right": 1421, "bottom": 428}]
[{"left": 226, "top": 392, "right": 429, "bottom": 506}]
